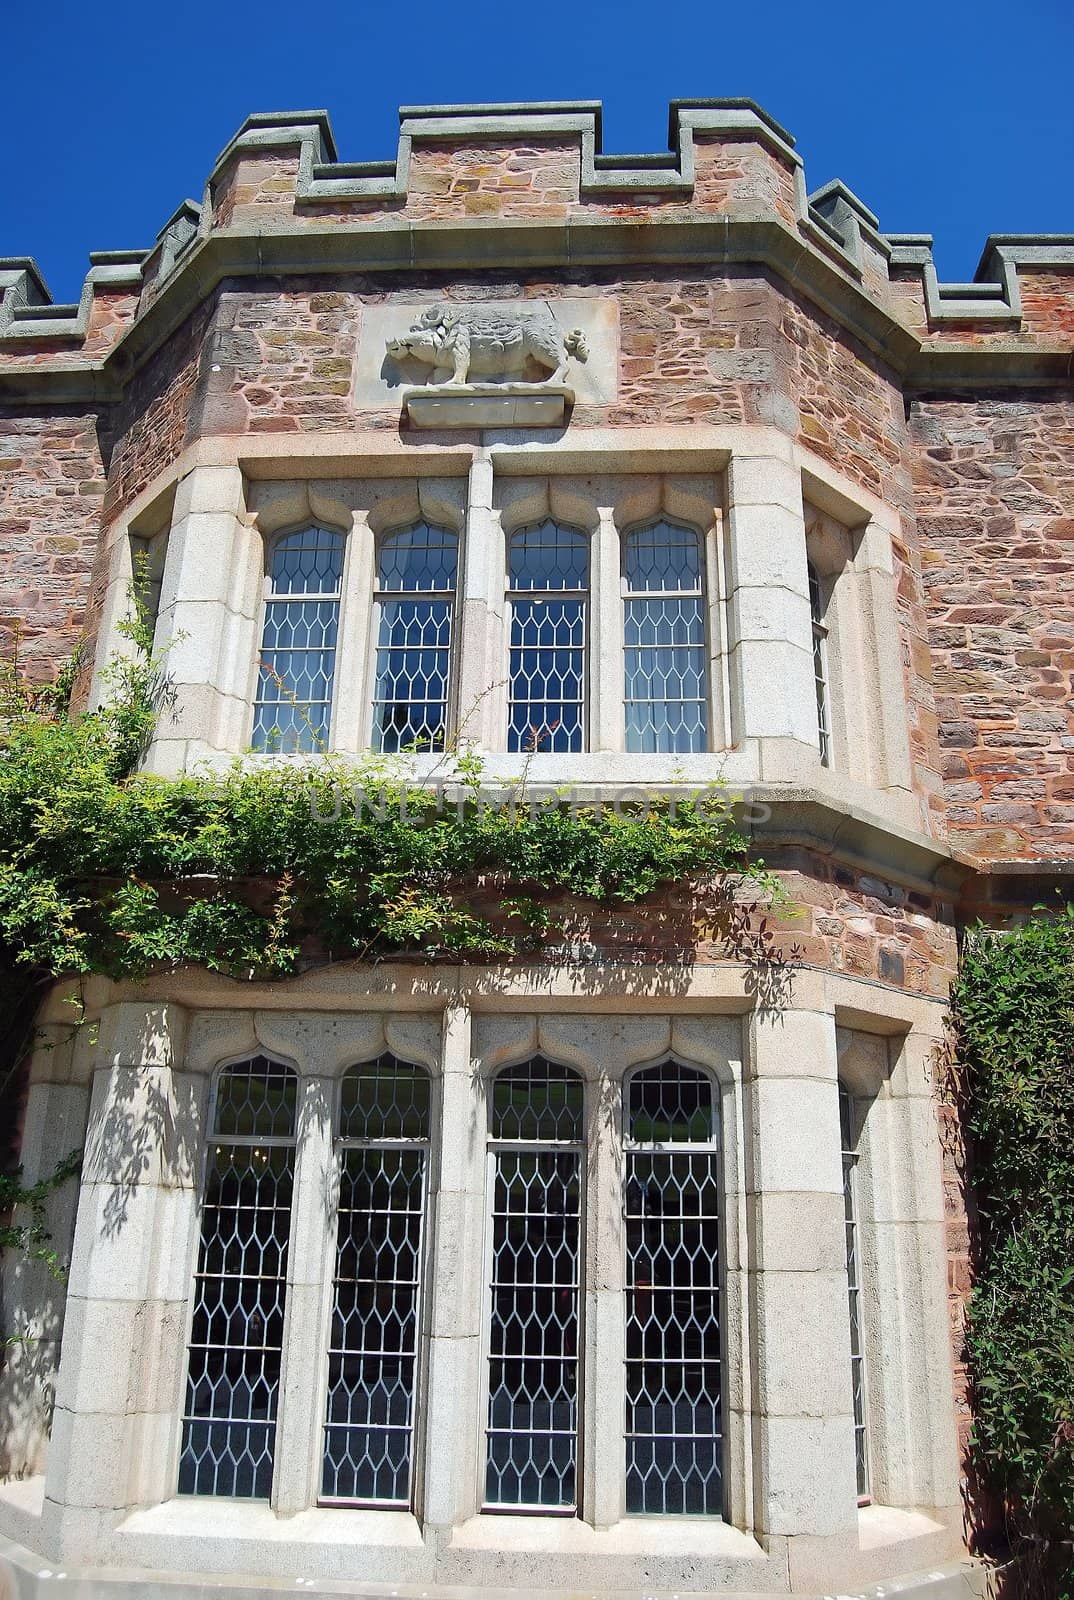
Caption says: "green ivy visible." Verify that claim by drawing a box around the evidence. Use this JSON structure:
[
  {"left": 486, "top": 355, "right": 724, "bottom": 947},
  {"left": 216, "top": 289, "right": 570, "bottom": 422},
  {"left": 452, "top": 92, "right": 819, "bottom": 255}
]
[
  {"left": 0, "top": 609, "right": 773, "bottom": 1015},
  {"left": 950, "top": 911, "right": 1074, "bottom": 1597}
]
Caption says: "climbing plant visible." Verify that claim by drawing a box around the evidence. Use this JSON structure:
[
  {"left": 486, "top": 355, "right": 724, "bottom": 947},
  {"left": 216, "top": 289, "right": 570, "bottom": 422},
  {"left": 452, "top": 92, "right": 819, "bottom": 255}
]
[{"left": 949, "top": 912, "right": 1074, "bottom": 1598}]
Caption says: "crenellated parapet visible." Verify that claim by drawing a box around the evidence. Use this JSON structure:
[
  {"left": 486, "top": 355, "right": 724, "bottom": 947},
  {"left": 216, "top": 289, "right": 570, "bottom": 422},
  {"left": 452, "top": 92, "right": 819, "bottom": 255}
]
[{"left": 1, "top": 99, "right": 1072, "bottom": 402}]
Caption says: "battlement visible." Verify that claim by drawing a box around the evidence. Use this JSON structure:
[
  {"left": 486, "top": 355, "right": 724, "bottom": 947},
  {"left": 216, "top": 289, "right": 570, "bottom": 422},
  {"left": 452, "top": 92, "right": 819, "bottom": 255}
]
[{"left": 1, "top": 98, "right": 1072, "bottom": 402}]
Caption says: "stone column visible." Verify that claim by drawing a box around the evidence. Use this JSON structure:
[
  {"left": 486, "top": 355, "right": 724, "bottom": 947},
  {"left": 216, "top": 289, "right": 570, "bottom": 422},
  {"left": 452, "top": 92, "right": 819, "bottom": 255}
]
[
  {"left": 589, "top": 505, "right": 623, "bottom": 753},
  {"left": 149, "top": 463, "right": 256, "bottom": 774},
  {"left": 746, "top": 1004, "right": 857, "bottom": 1547},
  {"left": 454, "top": 452, "right": 503, "bottom": 750},
  {"left": 418, "top": 1004, "right": 486, "bottom": 1530},
  {"left": 43, "top": 1002, "right": 201, "bottom": 1561},
  {"left": 332, "top": 509, "right": 376, "bottom": 751},
  {"left": 725, "top": 451, "right": 817, "bottom": 764},
  {"left": 272, "top": 1074, "right": 337, "bottom": 1514}
]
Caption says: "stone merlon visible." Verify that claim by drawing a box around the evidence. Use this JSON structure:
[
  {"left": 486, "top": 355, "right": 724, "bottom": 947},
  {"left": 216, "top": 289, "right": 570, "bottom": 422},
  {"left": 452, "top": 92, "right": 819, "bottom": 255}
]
[{"left": 1, "top": 98, "right": 1073, "bottom": 403}]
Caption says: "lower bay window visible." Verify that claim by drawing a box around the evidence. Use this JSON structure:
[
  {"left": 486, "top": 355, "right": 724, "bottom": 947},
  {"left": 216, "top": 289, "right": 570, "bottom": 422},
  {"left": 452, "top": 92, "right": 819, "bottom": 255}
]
[{"left": 174, "top": 1027, "right": 879, "bottom": 1525}]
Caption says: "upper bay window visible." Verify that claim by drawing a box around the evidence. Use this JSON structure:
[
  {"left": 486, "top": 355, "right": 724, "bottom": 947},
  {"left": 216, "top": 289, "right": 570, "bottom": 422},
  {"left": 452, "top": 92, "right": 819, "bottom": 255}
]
[
  {"left": 507, "top": 520, "right": 589, "bottom": 754},
  {"left": 623, "top": 520, "right": 709, "bottom": 754},
  {"left": 252, "top": 526, "right": 344, "bottom": 754},
  {"left": 370, "top": 522, "right": 458, "bottom": 753}
]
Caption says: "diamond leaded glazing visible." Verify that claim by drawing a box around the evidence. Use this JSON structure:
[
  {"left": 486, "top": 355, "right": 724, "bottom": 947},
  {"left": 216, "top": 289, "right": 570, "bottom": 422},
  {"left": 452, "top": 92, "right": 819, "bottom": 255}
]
[
  {"left": 809, "top": 562, "right": 831, "bottom": 767},
  {"left": 322, "top": 1056, "right": 430, "bottom": 1506},
  {"left": 179, "top": 1056, "right": 298, "bottom": 1499},
  {"left": 485, "top": 1057, "right": 583, "bottom": 1510},
  {"left": 371, "top": 523, "right": 458, "bottom": 752},
  {"left": 508, "top": 521, "right": 588, "bottom": 753},
  {"left": 252, "top": 526, "right": 344, "bottom": 754},
  {"left": 840, "top": 1082, "right": 869, "bottom": 1500},
  {"left": 623, "top": 521, "right": 708, "bottom": 754},
  {"left": 625, "top": 1060, "right": 722, "bottom": 1515}
]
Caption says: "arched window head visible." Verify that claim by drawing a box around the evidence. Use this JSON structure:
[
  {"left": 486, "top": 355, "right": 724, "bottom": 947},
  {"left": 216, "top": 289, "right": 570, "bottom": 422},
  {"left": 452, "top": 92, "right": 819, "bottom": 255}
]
[
  {"left": 627, "top": 1056, "right": 716, "bottom": 1144},
  {"left": 491, "top": 1054, "right": 585, "bottom": 1142},
  {"left": 507, "top": 521, "right": 588, "bottom": 754},
  {"left": 371, "top": 523, "right": 458, "bottom": 753},
  {"left": 252, "top": 526, "right": 345, "bottom": 754},
  {"left": 339, "top": 1051, "right": 432, "bottom": 1142},
  {"left": 623, "top": 520, "right": 709, "bottom": 754}
]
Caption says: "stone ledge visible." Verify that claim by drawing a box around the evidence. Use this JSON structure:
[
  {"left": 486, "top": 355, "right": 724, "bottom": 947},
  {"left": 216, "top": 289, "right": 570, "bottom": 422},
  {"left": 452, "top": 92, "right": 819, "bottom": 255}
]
[
  {"left": 402, "top": 383, "right": 573, "bottom": 429},
  {"left": 0, "top": 1528, "right": 991, "bottom": 1600}
]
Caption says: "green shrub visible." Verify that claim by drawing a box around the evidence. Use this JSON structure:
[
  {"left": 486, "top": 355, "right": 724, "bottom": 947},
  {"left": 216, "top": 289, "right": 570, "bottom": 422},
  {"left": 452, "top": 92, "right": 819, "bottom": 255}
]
[{"left": 952, "top": 912, "right": 1074, "bottom": 1595}]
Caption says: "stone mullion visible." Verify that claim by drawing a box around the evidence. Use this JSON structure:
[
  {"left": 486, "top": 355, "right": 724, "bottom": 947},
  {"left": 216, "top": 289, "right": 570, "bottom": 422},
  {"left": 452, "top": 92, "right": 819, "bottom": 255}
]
[
  {"left": 332, "top": 509, "right": 375, "bottom": 751},
  {"left": 454, "top": 452, "right": 503, "bottom": 750},
  {"left": 418, "top": 1004, "right": 486, "bottom": 1531},
  {"left": 590, "top": 506, "right": 623, "bottom": 752},
  {"left": 271, "top": 1074, "right": 337, "bottom": 1515},
  {"left": 581, "top": 1067, "right": 626, "bottom": 1527}
]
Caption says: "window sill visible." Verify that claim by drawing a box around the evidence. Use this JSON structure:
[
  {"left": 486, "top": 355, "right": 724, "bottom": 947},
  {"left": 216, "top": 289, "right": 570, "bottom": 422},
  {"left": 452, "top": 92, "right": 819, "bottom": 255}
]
[
  {"left": 449, "top": 1512, "right": 766, "bottom": 1560},
  {"left": 118, "top": 1496, "right": 424, "bottom": 1547},
  {"left": 858, "top": 1503, "right": 946, "bottom": 1550}
]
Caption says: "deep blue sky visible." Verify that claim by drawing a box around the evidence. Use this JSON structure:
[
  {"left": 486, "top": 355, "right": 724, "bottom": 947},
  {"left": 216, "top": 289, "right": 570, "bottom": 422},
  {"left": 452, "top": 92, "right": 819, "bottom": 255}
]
[{"left": 4, "top": 0, "right": 1072, "bottom": 304}]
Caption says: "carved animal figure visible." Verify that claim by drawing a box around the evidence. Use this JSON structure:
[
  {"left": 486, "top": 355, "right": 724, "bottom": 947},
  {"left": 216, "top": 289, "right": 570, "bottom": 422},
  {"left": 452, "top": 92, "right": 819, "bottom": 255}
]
[{"left": 387, "top": 303, "right": 588, "bottom": 386}]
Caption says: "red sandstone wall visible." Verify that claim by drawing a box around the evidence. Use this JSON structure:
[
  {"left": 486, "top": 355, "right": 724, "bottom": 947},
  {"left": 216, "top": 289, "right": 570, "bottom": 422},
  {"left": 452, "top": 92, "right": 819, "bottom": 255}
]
[
  {"left": 911, "top": 392, "right": 1074, "bottom": 861},
  {"left": 0, "top": 408, "right": 105, "bottom": 679}
]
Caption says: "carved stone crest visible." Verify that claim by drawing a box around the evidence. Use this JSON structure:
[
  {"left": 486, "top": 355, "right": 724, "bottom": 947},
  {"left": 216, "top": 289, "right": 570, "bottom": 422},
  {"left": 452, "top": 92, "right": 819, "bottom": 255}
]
[{"left": 386, "top": 302, "right": 589, "bottom": 387}]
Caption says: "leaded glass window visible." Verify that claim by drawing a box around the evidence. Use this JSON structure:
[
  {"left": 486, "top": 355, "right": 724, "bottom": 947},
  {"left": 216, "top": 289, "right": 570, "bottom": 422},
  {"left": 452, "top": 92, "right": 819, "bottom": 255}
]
[
  {"left": 252, "top": 526, "right": 344, "bottom": 754},
  {"left": 625, "top": 1059, "right": 722, "bottom": 1515},
  {"left": 623, "top": 521, "right": 709, "bottom": 753},
  {"left": 808, "top": 562, "right": 831, "bottom": 767},
  {"left": 321, "top": 1055, "right": 431, "bottom": 1506},
  {"left": 840, "top": 1082, "right": 870, "bottom": 1501},
  {"left": 179, "top": 1056, "right": 298, "bottom": 1499},
  {"left": 484, "top": 1057, "right": 584, "bottom": 1510},
  {"left": 507, "top": 521, "right": 588, "bottom": 753},
  {"left": 371, "top": 523, "right": 458, "bottom": 753}
]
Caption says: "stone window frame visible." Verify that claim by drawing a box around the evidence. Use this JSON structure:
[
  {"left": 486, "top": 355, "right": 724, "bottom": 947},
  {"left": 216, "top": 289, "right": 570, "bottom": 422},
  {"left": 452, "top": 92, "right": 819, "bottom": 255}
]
[
  {"left": 834, "top": 1022, "right": 957, "bottom": 1519},
  {"left": 620, "top": 1055, "right": 727, "bottom": 1516},
  {"left": 247, "top": 477, "right": 468, "bottom": 758},
  {"left": 802, "top": 484, "right": 914, "bottom": 798},
  {"left": 488, "top": 472, "right": 728, "bottom": 759},
  {"left": 16, "top": 979, "right": 961, "bottom": 1584},
  {"left": 250, "top": 521, "right": 350, "bottom": 755},
  {"left": 92, "top": 447, "right": 913, "bottom": 818},
  {"left": 468, "top": 1016, "right": 744, "bottom": 1534}
]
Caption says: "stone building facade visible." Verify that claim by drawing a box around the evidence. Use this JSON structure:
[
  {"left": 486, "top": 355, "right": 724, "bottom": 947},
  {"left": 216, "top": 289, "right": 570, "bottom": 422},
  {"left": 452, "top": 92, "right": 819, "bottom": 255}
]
[{"left": 0, "top": 98, "right": 1072, "bottom": 1600}]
